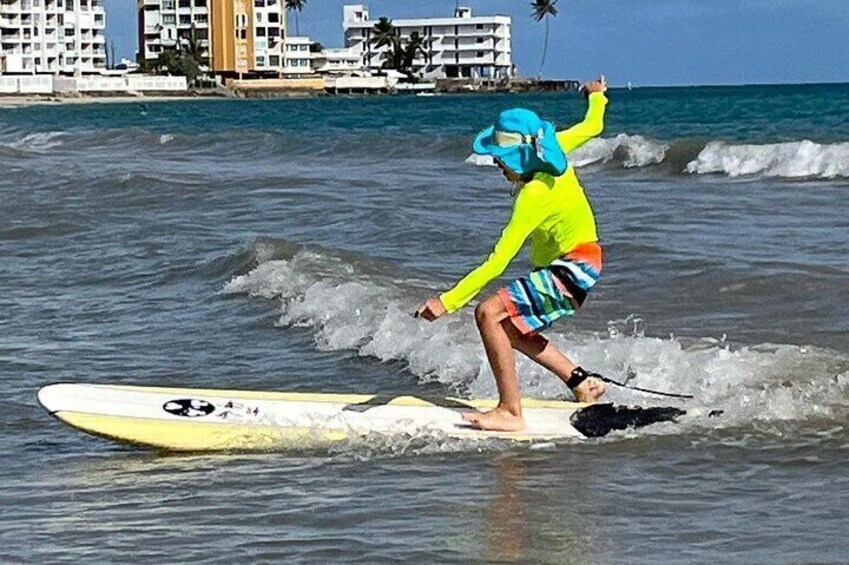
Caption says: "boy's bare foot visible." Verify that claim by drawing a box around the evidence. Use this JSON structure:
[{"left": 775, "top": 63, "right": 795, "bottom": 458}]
[
  {"left": 465, "top": 406, "right": 525, "bottom": 432},
  {"left": 462, "top": 411, "right": 481, "bottom": 423},
  {"left": 572, "top": 377, "right": 607, "bottom": 403}
]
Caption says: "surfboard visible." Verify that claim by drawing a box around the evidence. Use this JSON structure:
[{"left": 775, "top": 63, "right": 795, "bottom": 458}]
[{"left": 37, "top": 383, "right": 686, "bottom": 452}]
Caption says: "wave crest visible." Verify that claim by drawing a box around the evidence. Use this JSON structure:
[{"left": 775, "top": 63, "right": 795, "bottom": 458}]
[
  {"left": 686, "top": 140, "right": 849, "bottom": 178},
  {"left": 570, "top": 134, "right": 670, "bottom": 168}
]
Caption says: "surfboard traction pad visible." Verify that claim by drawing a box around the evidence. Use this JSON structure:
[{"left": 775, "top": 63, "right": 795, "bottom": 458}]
[{"left": 570, "top": 404, "right": 687, "bottom": 437}]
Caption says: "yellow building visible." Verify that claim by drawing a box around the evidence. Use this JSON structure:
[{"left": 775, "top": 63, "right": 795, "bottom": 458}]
[
  {"left": 210, "top": 0, "right": 253, "bottom": 76},
  {"left": 210, "top": 0, "right": 287, "bottom": 78}
]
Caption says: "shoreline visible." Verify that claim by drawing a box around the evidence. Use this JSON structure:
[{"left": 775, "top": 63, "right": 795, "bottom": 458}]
[{"left": 0, "top": 92, "right": 224, "bottom": 108}]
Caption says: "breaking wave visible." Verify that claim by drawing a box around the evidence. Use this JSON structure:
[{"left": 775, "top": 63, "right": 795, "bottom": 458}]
[
  {"left": 0, "top": 131, "right": 66, "bottom": 153},
  {"left": 222, "top": 240, "right": 849, "bottom": 437},
  {"left": 466, "top": 134, "right": 849, "bottom": 180},
  {"left": 685, "top": 140, "right": 849, "bottom": 178},
  {"left": 570, "top": 134, "right": 669, "bottom": 168}
]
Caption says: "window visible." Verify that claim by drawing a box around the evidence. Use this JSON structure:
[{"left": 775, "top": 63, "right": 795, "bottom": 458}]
[
  {"left": 476, "top": 51, "right": 484, "bottom": 57},
  {"left": 269, "top": 55, "right": 279, "bottom": 66},
  {"left": 179, "top": 0, "right": 189, "bottom": 7},
  {"left": 476, "top": 37, "right": 483, "bottom": 43},
  {"left": 256, "top": 27, "right": 266, "bottom": 37},
  {"left": 268, "top": 12, "right": 279, "bottom": 23},
  {"left": 476, "top": 24, "right": 483, "bottom": 30}
]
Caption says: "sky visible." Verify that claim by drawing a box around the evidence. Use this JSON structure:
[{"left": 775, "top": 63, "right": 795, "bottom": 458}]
[{"left": 104, "top": 0, "right": 849, "bottom": 87}]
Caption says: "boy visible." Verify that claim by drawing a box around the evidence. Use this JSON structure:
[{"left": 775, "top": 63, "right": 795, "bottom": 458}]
[{"left": 416, "top": 77, "right": 610, "bottom": 432}]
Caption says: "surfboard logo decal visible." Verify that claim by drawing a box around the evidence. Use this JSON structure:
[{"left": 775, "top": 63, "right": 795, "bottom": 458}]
[{"left": 163, "top": 398, "right": 216, "bottom": 418}]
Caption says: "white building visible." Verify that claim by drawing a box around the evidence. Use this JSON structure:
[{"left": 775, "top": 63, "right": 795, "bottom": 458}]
[
  {"left": 314, "top": 46, "right": 362, "bottom": 75},
  {"left": 283, "top": 35, "right": 312, "bottom": 76},
  {"left": 137, "top": 0, "right": 210, "bottom": 71},
  {"left": 342, "top": 4, "right": 512, "bottom": 80},
  {"left": 252, "top": 0, "right": 286, "bottom": 74},
  {"left": 0, "top": 0, "right": 106, "bottom": 75}
]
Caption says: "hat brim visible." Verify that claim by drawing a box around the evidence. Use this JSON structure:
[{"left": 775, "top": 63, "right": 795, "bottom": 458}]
[{"left": 472, "top": 122, "right": 567, "bottom": 176}]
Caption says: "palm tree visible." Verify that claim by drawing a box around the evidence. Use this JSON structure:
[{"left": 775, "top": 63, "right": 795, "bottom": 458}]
[
  {"left": 531, "top": 0, "right": 558, "bottom": 79},
  {"left": 400, "top": 32, "right": 427, "bottom": 79},
  {"left": 285, "top": 0, "right": 307, "bottom": 36},
  {"left": 371, "top": 17, "right": 398, "bottom": 51},
  {"left": 180, "top": 23, "right": 203, "bottom": 86},
  {"left": 372, "top": 20, "right": 425, "bottom": 80}
]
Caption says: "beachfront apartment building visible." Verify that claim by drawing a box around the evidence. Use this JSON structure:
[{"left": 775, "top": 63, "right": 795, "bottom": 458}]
[
  {"left": 313, "top": 46, "right": 361, "bottom": 75},
  {"left": 137, "top": 0, "right": 210, "bottom": 71},
  {"left": 342, "top": 4, "right": 513, "bottom": 80},
  {"left": 282, "top": 35, "right": 312, "bottom": 76},
  {"left": 0, "top": 0, "right": 106, "bottom": 75},
  {"left": 138, "top": 0, "right": 287, "bottom": 79}
]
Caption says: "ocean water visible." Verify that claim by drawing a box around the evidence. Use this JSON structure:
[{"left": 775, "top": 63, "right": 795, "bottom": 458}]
[{"left": 2, "top": 84, "right": 848, "bottom": 563}]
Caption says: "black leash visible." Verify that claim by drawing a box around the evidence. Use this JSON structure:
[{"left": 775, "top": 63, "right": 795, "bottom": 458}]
[
  {"left": 568, "top": 366, "right": 694, "bottom": 400},
  {"left": 595, "top": 375, "right": 694, "bottom": 399}
]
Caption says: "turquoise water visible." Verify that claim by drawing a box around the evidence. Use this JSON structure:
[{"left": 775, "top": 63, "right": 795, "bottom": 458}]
[
  {"left": 4, "top": 83, "right": 849, "bottom": 142},
  {"left": 2, "top": 84, "right": 848, "bottom": 562}
]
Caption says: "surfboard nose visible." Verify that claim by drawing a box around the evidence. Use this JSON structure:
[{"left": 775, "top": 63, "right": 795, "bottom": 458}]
[{"left": 37, "top": 383, "right": 74, "bottom": 414}]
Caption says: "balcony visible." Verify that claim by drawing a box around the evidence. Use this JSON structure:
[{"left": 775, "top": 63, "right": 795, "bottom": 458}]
[{"left": 440, "top": 43, "right": 496, "bottom": 53}]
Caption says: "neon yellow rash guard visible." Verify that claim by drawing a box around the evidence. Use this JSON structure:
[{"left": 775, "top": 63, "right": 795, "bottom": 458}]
[{"left": 439, "top": 92, "right": 609, "bottom": 314}]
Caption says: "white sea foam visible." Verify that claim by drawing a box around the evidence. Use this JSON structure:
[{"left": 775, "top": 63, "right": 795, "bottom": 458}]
[
  {"left": 569, "top": 134, "right": 669, "bottom": 168},
  {"left": 686, "top": 140, "right": 849, "bottom": 178},
  {"left": 158, "top": 133, "right": 175, "bottom": 145},
  {"left": 2, "top": 131, "right": 65, "bottom": 153},
  {"left": 465, "top": 134, "right": 668, "bottom": 169},
  {"left": 465, "top": 154, "right": 497, "bottom": 167},
  {"left": 224, "top": 250, "right": 849, "bottom": 434}
]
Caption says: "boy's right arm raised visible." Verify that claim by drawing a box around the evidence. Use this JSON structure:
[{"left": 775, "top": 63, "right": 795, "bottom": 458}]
[{"left": 556, "top": 84, "right": 608, "bottom": 154}]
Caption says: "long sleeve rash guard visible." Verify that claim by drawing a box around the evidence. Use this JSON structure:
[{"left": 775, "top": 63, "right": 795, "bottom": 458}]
[{"left": 439, "top": 92, "right": 608, "bottom": 313}]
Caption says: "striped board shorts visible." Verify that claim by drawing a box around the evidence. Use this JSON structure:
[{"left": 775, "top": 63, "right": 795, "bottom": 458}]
[{"left": 498, "top": 242, "right": 603, "bottom": 335}]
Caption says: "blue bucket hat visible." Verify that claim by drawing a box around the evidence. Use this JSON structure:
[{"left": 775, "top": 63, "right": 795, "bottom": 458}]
[{"left": 473, "top": 108, "right": 567, "bottom": 176}]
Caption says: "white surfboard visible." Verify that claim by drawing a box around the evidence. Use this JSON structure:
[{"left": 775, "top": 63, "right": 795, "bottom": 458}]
[{"left": 37, "top": 383, "right": 686, "bottom": 452}]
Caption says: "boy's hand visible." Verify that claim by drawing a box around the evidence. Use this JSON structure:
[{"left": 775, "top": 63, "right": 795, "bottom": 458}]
[
  {"left": 582, "top": 75, "right": 608, "bottom": 95},
  {"left": 415, "top": 297, "right": 447, "bottom": 321}
]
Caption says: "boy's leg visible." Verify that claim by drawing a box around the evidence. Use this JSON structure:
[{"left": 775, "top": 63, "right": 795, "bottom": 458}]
[
  {"left": 464, "top": 295, "right": 525, "bottom": 432},
  {"left": 500, "top": 321, "right": 606, "bottom": 403}
]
